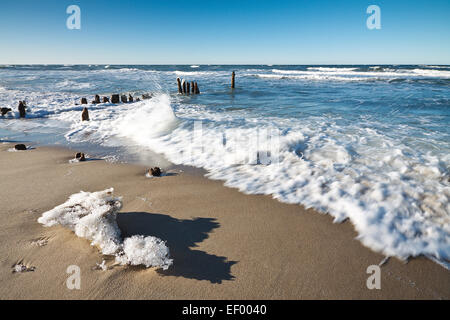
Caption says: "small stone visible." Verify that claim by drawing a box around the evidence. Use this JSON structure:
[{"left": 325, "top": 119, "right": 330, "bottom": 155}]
[
  {"left": 76, "top": 152, "right": 86, "bottom": 161},
  {"left": 81, "top": 98, "right": 88, "bottom": 105},
  {"left": 14, "top": 144, "right": 27, "bottom": 151},
  {"left": 1, "top": 107, "right": 12, "bottom": 116},
  {"left": 12, "top": 263, "right": 35, "bottom": 273},
  {"left": 81, "top": 107, "right": 89, "bottom": 121},
  {"left": 150, "top": 167, "right": 162, "bottom": 177},
  {"left": 111, "top": 94, "right": 120, "bottom": 103},
  {"left": 136, "top": 98, "right": 141, "bottom": 102}
]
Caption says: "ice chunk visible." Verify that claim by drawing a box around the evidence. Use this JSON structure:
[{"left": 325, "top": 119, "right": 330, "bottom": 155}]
[
  {"left": 115, "top": 235, "right": 173, "bottom": 270},
  {"left": 38, "top": 188, "right": 172, "bottom": 270}
]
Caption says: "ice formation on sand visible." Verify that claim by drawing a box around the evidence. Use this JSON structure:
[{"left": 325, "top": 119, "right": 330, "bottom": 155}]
[
  {"left": 115, "top": 235, "right": 172, "bottom": 268},
  {"left": 37, "top": 188, "right": 173, "bottom": 270}
]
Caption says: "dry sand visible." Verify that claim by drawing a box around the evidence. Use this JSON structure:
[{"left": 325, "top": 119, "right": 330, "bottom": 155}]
[{"left": 0, "top": 143, "right": 448, "bottom": 299}]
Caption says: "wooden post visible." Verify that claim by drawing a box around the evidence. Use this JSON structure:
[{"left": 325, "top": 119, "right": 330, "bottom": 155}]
[
  {"left": 111, "top": 94, "right": 120, "bottom": 103},
  {"left": 231, "top": 71, "right": 235, "bottom": 89},
  {"left": 18, "top": 101, "right": 26, "bottom": 118},
  {"left": 81, "top": 107, "right": 89, "bottom": 121},
  {"left": 182, "top": 79, "right": 186, "bottom": 94},
  {"left": 194, "top": 82, "right": 200, "bottom": 94},
  {"left": 191, "top": 81, "right": 196, "bottom": 94},
  {"left": 177, "top": 78, "right": 182, "bottom": 94},
  {"left": 186, "top": 82, "right": 190, "bottom": 95}
]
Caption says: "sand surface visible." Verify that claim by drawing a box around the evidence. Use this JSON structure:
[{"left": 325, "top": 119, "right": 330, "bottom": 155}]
[{"left": 0, "top": 143, "right": 448, "bottom": 299}]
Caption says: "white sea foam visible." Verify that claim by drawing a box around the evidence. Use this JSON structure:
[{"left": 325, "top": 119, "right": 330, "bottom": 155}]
[
  {"left": 37, "top": 188, "right": 173, "bottom": 270},
  {"left": 173, "top": 70, "right": 223, "bottom": 77},
  {"left": 64, "top": 95, "right": 450, "bottom": 267},
  {"left": 268, "top": 68, "right": 450, "bottom": 81},
  {"left": 307, "top": 67, "right": 359, "bottom": 72},
  {"left": 256, "top": 73, "right": 376, "bottom": 82}
]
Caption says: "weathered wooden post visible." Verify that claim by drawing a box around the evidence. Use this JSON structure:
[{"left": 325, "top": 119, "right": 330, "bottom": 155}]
[
  {"left": 191, "top": 81, "right": 196, "bottom": 94},
  {"left": 182, "top": 79, "right": 186, "bottom": 94},
  {"left": 128, "top": 94, "right": 134, "bottom": 102},
  {"left": 18, "top": 101, "right": 26, "bottom": 118},
  {"left": 195, "top": 82, "right": 200, "bottom": 94},
  {"left": 177, "top": 78, "right": 182, "bottom": 94},
  {"left": 81, "top": 98, "right": 88, "bottom": 105},
  {"left": 231, "top": 71, "right": 235, "bottom": 89},
  {"left": 186, "top": 82, "right": 190, "bottom": 95},
  {"left": 81, "top": 107, "right": 89, "bottom": 121},
  {"left": 94, "top": 95, "right": 100, "bottom": 104},
  {"left": 103, "top": 96, "right": 109, "bottom": 103},
  {"left": 121, "top": 95, "right": 128, "bottom": 103},
  {"left": 111, "top": 94, "right": 120, "bottom": 103}
]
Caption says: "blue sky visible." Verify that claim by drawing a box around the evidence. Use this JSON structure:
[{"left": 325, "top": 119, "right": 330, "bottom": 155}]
[{"left": 0, "top": 0, "right": 449, "bottom": 64}]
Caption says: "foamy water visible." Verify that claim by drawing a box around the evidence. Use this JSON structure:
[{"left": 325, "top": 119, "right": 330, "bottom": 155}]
[{"left": 1, "top": 64, "right": 449, "bottom": 268}]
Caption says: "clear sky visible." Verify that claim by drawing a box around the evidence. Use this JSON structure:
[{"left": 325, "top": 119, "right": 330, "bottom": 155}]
[{"left": 1, "top": 0, "right": 449, "bottom": 64}]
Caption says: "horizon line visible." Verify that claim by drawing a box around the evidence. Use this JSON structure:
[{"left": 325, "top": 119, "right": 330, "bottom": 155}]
[{"left": 2, "top": 63, "right": 450, "bottom": 66}]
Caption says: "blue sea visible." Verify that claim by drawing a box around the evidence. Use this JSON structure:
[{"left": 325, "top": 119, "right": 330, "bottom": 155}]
[{"left": 1, "top": 64, "right": 449, "bottom": 267}]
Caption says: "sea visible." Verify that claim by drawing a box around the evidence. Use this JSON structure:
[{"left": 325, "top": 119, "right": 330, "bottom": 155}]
[{"left": 1, "top": 64, "right": 449, "bottom": 268}]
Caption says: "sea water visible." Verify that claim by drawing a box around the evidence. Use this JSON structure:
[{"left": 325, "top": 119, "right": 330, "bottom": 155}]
[{"left": 1, "top": 64, "right": 449, "bottom": 268}]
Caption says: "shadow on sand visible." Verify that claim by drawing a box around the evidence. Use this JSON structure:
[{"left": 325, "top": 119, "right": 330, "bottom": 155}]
[{"left": 117, "top": 212, "right": 237, "bottom": 284}]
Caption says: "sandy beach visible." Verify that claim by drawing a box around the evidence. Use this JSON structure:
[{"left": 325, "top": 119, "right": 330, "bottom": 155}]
[{"left": 0, "top": 142, "right": 448, "bottom": 300}]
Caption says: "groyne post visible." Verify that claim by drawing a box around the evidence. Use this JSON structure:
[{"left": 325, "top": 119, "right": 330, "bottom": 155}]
[
  {"left": 182, "top": 79, "right": 187, "bottom": 94},
  {"left": 231, "top": 71, "right": 235, "bottom": 89},
  {"left": 177, "top": 78, "right": 182, "bottom": 94}
]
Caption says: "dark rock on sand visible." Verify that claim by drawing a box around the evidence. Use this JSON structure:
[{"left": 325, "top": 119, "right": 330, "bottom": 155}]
[
  {"left": 76, "top": 152, "right": 86, "bottom": 161},
  {"left": 111, "top": 94, "right": 120, "bottom": 104},
  {"left": 81, "top": 98, "right": 88, "bottom": 105},
  {"left": 103, "top": 97, "right": 109, "bottom": 103},
  {"left": 18, "top": 101, "right": 26, "bottom": 118},
  {"left": 136, "top": 98, "right": 141, "bottom": 102},
  {"left": 1, "top": 108, "right": 12, "bottom": 116},
  {"left": 121, "top": 95, "right": 128, "bottom": 103},
  {"left": 81, "top": 107, "right": 89, "bottom": 121},
  {"left": 142, "top": 93, "right": 151, "bottom": 100},
  {"left": 14, "top": 144, "right": 27, "bottom": 151},
  {"left": 149, "top": 167, "right": 162, "bottom": 177}
]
